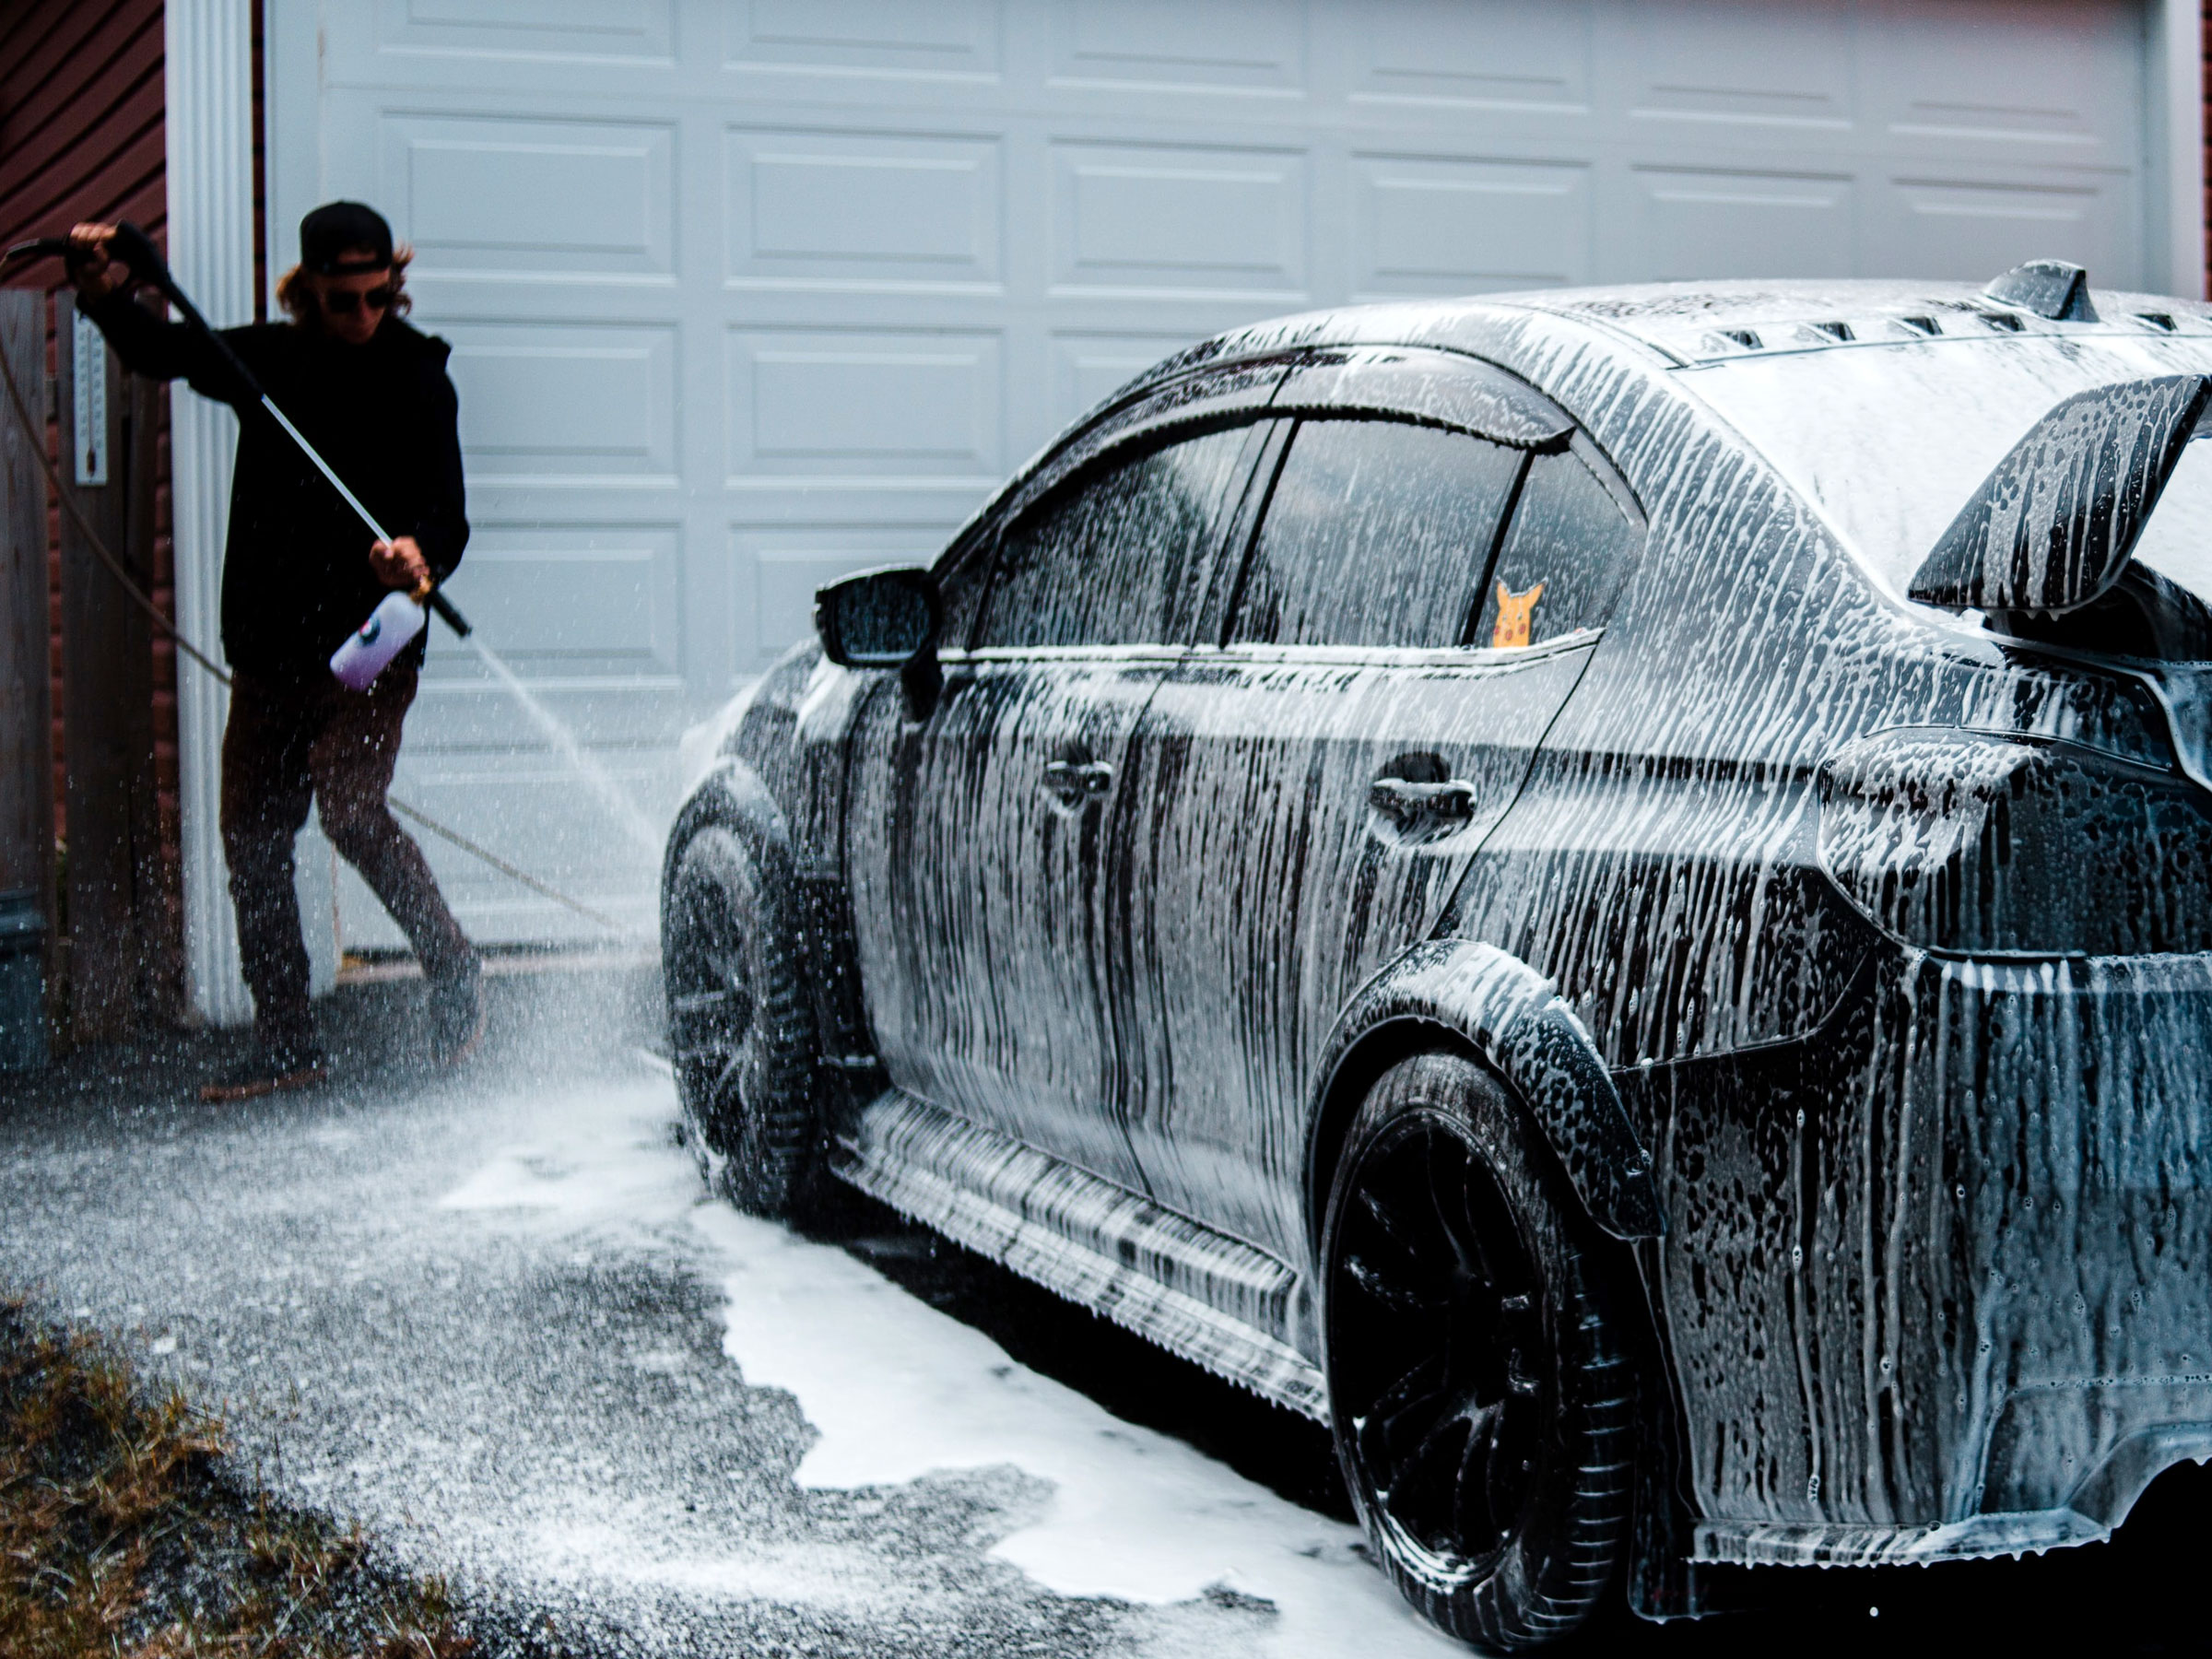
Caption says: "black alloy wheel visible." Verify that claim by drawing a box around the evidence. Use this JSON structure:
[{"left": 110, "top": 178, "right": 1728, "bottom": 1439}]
[
  {"left": 1323, "top": 1052, "right": 1634, "bottom": 1649},
  {"left": 663, "top": 826, "right": 818, "bottom": 1217}
]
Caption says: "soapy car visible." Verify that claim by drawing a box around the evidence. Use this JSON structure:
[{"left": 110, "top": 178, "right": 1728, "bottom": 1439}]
[{"left": 662, "top": 261, "right": 2212, "bottom": 1646}]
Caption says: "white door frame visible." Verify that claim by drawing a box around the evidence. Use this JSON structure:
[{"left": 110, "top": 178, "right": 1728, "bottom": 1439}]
[{"left": 163, "top": 0, "right": 255, "bottom": 1025}]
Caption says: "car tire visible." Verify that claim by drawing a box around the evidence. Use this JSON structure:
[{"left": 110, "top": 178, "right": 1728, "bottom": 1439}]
[
  {"left": 663, "top": 826, "right": 818, "bottom": 1218},
  {"left": 1321, "top": 1051, "right": 1635, "bottom": 1650}
]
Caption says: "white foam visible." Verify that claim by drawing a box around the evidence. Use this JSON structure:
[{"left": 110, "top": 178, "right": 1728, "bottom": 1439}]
[{"left": 441, "top": 1082, "right": 1461, "bottom": 1656}]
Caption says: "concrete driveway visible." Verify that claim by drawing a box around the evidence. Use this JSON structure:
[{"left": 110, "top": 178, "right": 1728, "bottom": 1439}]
[{"left": 0, "top": 965, "right": 1453, "bottom": 1658}]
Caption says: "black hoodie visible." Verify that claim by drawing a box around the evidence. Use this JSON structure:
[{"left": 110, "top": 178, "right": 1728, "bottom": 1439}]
[{"left": 84, "top": 291, "right": 469, "bottom": 681}]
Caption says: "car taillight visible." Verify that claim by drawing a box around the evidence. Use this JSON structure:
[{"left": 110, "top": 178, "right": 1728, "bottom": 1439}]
[{"left": 1816, "top": 727, "right": 2212, "bottom": 958}]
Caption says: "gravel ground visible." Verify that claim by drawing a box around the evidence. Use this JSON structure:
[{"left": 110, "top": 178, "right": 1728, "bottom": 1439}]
[{"left": 2, "top": 964, "right": 2207, "bottom": 1657}]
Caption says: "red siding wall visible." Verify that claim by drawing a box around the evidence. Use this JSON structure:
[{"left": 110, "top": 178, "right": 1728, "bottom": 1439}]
[
  {"left": 0, "top": 1, "right": 167, "bottom": 250},
  {"left": 0, "top": 0, "right": 182, "bottom": 1021}
]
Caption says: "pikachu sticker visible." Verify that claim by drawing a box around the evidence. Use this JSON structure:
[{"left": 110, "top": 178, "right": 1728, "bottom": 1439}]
[{"left": 1491, "top": 581, "right": 1545, "bottom": 649}]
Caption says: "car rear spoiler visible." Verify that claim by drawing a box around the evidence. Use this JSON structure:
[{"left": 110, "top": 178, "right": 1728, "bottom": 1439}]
[{"left": 1908, "top": 373, "right": 2212, "bottom": 614}]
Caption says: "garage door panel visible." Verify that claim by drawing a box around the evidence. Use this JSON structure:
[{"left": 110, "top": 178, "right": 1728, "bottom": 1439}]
[
  {"left": 406, "top": 675, "right": 688, "bottom": 747},
  {"left": 1874, "top": 173, "right": 2117, "bottom": 281},
  {"left": 1048, "top": 329, "right": 1206, "bottom": 425},
  {"left": 436, "top": 524, "right": 684, "bottom": 674},
  {"left": 726, "top": 327, "right": 1004, "bottom": 478},
  {"left": 373, "top": 0, "right": 675, "bottom": 65},
  {"left": 1627, "top": 164, "right": 1856, "bottom": 280},
  {"left": 1051, "top": 139, "right": 1308, "bottom": 298},
  {"left": 1350, "top": 153, "right": 1591, "bottom": 298},
  {"left": 1613, "top": 1, "right": 1853, "bottom": 133},
  {"left": 336, "top": 751, "right": 667, "bottom": 952},
  {"left": 1337, "top": 0, "right": 1592, "bottom": 116},
  {"left": 1864, "top": 0, "right": 2138, "bottom": 159},
  {"left": 440, "top": 322, "right": 680, "bottom": 484},
  {"left": 724, "top": 127, "right": 1004, "bottom": 290},
  {"left": 724, "top": 0, "right": 1005, "bottom": 79},
  {"left": 380, "top": 114, "right": 675, "bottom": 277},
  {"left": 1050, "top": 0, "right": 1305, "bottom": 94}
]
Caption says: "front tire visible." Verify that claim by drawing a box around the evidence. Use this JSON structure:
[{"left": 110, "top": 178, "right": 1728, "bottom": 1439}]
[
  {"left": 663, "top": 827, "right": 818, "bottom": 1217},
  {"left": 1322, "top": 1052, "right": 1634, "bottom": 1649}
]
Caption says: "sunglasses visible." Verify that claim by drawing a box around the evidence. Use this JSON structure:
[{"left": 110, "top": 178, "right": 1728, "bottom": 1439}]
[{"left": 318, "top": 284, "right": 395, "bottom": 315}]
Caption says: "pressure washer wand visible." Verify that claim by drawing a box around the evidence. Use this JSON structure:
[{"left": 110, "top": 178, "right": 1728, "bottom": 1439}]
[{"left": 98, "top": 222, "right": 472, "bottom": 641}]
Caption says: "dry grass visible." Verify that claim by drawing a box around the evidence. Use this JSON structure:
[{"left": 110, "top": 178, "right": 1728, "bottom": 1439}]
[{"left": 0, "top": 1300, "right": 474, "bottom": 1658}]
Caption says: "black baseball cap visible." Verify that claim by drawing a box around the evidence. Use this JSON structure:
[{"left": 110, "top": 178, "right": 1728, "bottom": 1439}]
[{"left": 300, "top": 201, "right": 394, "bottom": 275}]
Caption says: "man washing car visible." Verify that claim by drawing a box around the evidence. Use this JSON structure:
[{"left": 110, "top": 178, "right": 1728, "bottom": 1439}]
[{"left": 67, "top": 202, "right": 482, "bottom": 1100}]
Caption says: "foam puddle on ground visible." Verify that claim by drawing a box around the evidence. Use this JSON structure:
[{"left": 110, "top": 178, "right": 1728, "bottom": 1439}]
[{"left": 441, "top": 1080, "right": 1460, "bottom": 1656}]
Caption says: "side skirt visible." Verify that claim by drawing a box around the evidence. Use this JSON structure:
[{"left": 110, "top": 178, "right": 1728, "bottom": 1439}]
[
  {"left": 831, "top": 1088, "right": 1329, "bottom": 1421},
  {"left": 1692, "top": 1512, "right": 2110, "bottom": 1568}
]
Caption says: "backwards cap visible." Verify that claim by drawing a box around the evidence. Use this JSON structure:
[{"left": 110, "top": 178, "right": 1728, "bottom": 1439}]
[{"left": 300, "top": 201, "right": 394, "bottom": 276}]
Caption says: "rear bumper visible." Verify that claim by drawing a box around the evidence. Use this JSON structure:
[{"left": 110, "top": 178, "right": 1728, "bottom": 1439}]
[{"left": 1670, "top": 947, "right": 2212, "bottom": 1565}]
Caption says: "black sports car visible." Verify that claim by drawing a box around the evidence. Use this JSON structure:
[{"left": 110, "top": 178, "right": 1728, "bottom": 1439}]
[{"left": 662, "top": 259, "right": 2212, "bottom": 1647}]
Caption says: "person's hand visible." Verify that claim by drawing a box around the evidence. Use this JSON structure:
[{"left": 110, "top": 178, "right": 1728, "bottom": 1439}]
[
  {"left": 369, "top": 535, "right": 432, "bottom": 595},
  {"left": 65, "top": 223, "right": 130, "bottom": 300}
]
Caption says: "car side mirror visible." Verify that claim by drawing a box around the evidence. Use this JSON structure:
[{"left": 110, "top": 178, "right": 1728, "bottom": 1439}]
[
  {"left": 814, "top": 564, "right": 944, "bottom": 719},
  {"left": 1909, "top": 374, "right": 2212, "bottom": 615}
]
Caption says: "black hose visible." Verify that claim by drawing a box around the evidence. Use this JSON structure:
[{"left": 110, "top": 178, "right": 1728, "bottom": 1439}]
[{"left": 3, "top": 237, "right": 75, "bottom": 267}]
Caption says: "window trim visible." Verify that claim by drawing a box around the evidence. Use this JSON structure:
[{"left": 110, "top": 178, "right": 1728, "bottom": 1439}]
[{"left": 1181, "top": 629, "right": 1605, "bottom": 674}]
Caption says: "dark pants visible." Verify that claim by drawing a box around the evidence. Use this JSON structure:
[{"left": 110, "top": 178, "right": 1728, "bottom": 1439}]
[{"left": 221, "top": 660, "right": 474, "bottom": 1051}]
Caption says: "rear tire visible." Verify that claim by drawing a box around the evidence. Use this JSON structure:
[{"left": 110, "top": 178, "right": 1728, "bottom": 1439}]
[
  {"left": 663, "top": 827, "right": 818, "bottom": 1217},
  {"left": 1322, "top": 1052, "right": 1634, "bottom": 1650}
]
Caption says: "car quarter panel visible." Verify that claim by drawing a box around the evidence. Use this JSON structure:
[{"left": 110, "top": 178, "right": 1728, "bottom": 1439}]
[{"left": 1615, "top": 946, "right": 2212, "bottom": 1558}]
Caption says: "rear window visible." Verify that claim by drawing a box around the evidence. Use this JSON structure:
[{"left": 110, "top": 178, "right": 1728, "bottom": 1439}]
[
  {"left": 2136, "top": 440, "right": 2212, "bottom": 600},
  {"left": 1228, "top": 419, "right": 1524, "bottom": 649}
]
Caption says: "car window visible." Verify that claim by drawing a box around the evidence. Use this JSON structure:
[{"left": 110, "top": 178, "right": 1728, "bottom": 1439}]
[
  {"left": 1468, "top": 447, "right": 1642, "bottom": 650},
  {"left": 975, "top": 425, "right": 1254, "bottom": 649},
  {"left": 1227, "top": 418, "right": 1526, "bottom": 649}
]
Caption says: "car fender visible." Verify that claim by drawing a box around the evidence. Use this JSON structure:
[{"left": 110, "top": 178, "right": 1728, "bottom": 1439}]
[
  {"left": 1307, "top": 940, "right": 1665, "bottom": 1244},
  {"left": 662, "top": 759, "right": 795, "bottom": 905}
]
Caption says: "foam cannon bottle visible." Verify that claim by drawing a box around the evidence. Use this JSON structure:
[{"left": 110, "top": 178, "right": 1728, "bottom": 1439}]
[{"left": 331, "top": 582, "right": 432, "bottom": 689}]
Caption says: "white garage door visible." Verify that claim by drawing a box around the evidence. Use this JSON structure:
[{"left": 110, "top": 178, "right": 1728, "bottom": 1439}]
[{"left": 264, "top": 0, "right": 2168, "bottom": 949}]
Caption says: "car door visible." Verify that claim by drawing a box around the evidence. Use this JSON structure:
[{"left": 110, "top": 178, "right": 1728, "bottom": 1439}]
[
  {"left": 844, "top": 418, "right": 1269, "bottom": 1191},
  {"left": 1115, "top": 388, "right": 1647, "bottom": 1260}
]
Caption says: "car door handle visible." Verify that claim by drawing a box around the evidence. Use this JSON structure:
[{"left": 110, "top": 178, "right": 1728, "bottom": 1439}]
[
  {"left": 1042, "top": 759, "right": 1113, "bottom": 805},
  {"left": 1369, "top": 776, "right": 1478, "bottom": 826}
]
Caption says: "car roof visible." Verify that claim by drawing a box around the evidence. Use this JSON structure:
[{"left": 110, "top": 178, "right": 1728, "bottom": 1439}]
[
  {"left": 1128, "top": 277, "right": 2212, "bottom": 393},
  {"left": 1503, "top": 278, "right": 2212, "bottom": 366}
]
